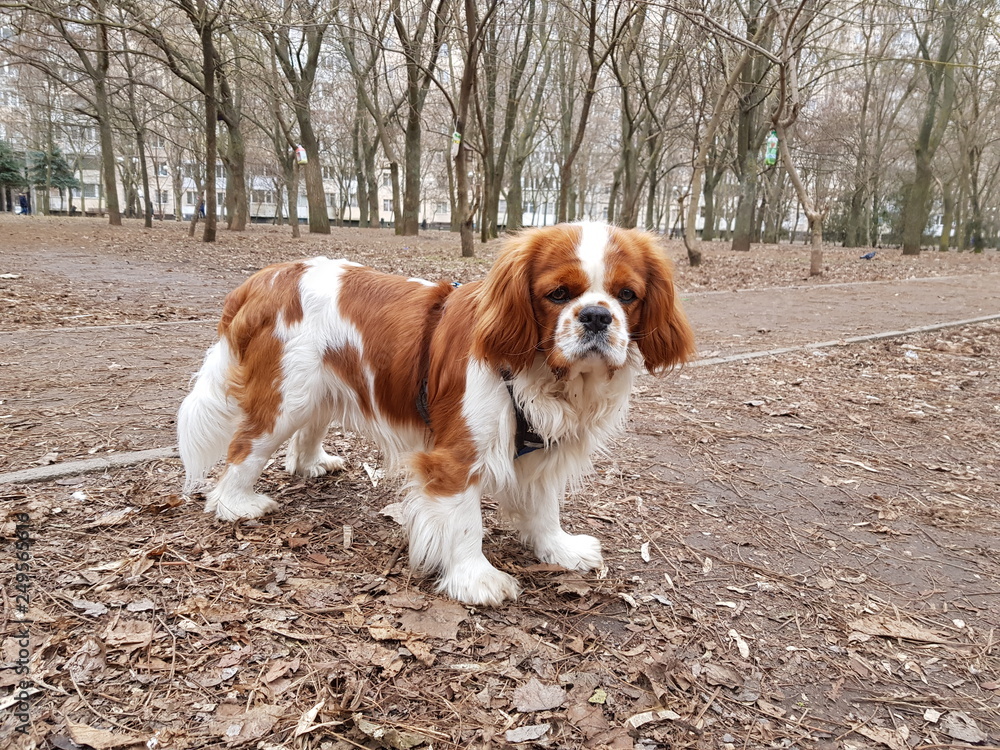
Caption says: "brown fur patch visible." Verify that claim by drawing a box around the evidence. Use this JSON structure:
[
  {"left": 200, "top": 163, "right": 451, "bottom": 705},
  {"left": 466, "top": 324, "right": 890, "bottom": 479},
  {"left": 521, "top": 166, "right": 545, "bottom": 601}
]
[
  {"left": 337, "top": 267, "right": 455, "bottom": 429},
  {"left": 606, "top": 228, "right": 696, "bottom": 372},
  {"left": 323, "top": 345, "right": 373, "bottom": 420},
  {"left": 472, "top": 224, "right": 585, "bottom": 373},
  {"left": 415, "top": 283, "right": 482, "bottom": 495},
  {"left": 218, "top": 262, "right": 309, "bottom": 464}
]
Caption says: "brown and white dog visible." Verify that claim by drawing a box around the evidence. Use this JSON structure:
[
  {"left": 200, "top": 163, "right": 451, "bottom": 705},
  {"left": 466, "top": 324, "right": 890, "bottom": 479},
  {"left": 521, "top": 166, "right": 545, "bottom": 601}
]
[{"left": 178, "top": 222, "right": 695, "bottom": 605}]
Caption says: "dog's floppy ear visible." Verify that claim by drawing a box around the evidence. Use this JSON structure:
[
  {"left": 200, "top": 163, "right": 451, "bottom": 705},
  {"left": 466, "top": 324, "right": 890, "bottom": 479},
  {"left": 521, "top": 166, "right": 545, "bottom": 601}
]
[
  {"left": 636, "top": 246, "right": 696, "bottom": 373},
  {"left": 472, "top": 237, "right": 539, "bottom": 374}
]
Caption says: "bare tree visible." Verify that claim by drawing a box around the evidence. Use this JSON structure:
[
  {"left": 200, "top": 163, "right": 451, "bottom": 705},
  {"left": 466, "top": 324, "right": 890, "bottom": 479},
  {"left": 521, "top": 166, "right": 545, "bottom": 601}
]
[
  {"left": 684, "top": 7, "right": 777, "bottom": 266},
  {"left": 899, "top": 0, "right": 960, "bottom": 255},
  {"left": 771, "top": 0, "right": 834, "bottom": 276},
  {"left": 3, "top": 0, "right": 123, "bottom": 224},
  {"left": 271, "top": 0, "right": 333, "bottom": 234},
  {"left": 391, "top": 0, "right": 452, "bottom": 235},
  {"left": 554, "top": 0, "right": 629, "bottom": 224}
]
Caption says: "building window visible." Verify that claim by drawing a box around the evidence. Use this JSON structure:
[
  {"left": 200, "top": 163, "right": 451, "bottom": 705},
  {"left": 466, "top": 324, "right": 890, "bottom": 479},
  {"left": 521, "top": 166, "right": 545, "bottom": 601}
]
[
  {"left": 251, "top": 189, "right": 274, "bottom": 204},
  {"left": 322, "top": 166, "right": 335, "bottom": 180},
  {"left": 156, "top": 163, "right": 168, "bottom": 177},
  {"left": 216, "top": 164, "right": 225, "bottom": 179},
  {"left": 217, "top": 191, "right": 225, "bottom": 206},
  {"left": 498, "top": 199, "right": 507, "bottom": 215},
  {"left": 157, "top": 190, "right": 169, "bottom": 204},
  {"left": 383, "top": 199, "right": 392, "bottom": 212},
  {"left": 326, "top": 192, "right": 336, "bottom": 207},
  {"left": 83, "top": 183, "right": 100, "bottom": 199},
  {"left": 185, "top": 191, "right": 197, "bottom": 206},
  {"left": 436, "top": 202, "right": 448, "bottom": 214},
  {"left": 382, "top": 174, "right": 391, "bottom": 188}
]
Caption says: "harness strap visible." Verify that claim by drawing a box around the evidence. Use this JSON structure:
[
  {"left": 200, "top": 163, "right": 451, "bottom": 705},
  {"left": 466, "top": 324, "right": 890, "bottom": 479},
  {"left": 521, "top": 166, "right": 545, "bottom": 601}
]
[
  {"left": 415, "top": 371, "right": 548, "bottom": 459},
  {"left": 500, "top": 369, "right": 547, "bottom": 458}
]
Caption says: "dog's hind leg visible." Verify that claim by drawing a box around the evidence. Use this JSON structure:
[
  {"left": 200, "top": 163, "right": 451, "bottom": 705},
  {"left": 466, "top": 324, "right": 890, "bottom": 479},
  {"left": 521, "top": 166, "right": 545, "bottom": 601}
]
[
  {"left": 203, "top": 420, "right": 294, "bottom": 521},
  {"left": 178, "top": 340, "right": 241, "bottom": 495},
  {"left": 285, "top": 401, "right": 346, "bottom": 478}
]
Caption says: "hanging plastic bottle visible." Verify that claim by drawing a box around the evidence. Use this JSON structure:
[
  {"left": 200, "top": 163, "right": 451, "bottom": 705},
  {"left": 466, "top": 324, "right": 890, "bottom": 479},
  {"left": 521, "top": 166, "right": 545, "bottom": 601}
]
[
  {"left": 764, "top": 130, "right": 778, "bottom": 166},
  {"left": 295, "top": 145, "right": 308, "bottom": 165}
]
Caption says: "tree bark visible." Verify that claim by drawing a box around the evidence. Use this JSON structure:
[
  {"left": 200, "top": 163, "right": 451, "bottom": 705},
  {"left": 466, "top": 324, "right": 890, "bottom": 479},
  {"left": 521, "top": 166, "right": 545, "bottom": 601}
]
[
  {"left": 200, "top": 14, "right": 217, "bottom": 243},
  {"left": 392, "top": 0, "right": 452, "bottom": 237},
  {"left": 684, "top": 8, "right": 775, "bottom": 266},
  {"left": 901, "top": 2, "right": 958, "bottom": 255},
  {"left": 938, "top": 181, "right": 953, "bottom": 251}
]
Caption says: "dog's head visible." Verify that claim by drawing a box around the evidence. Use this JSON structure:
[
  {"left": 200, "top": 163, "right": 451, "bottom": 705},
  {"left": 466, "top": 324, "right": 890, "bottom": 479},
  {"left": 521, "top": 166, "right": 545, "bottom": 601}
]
[{"left": 472, "top": 222, "right": 695, "bottom": 376}]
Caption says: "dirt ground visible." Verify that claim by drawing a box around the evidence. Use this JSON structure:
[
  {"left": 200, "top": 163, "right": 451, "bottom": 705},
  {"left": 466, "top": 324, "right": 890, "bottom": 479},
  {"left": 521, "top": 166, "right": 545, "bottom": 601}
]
[{"left": 1, "top": 216, "right": 998, "bottom": 750}]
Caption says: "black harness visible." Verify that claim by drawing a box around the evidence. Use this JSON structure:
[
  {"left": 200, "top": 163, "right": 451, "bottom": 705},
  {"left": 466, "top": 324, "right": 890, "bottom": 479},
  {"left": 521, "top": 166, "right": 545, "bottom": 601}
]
[
  {"left": 415, "top": 280, "right": 546, "bottom": 459},
  {"left": 500, "top": 370, "right": 547, "bottom": 458},
  {"left": 416, "top": 371, "right": 546, "bottom": 459}
]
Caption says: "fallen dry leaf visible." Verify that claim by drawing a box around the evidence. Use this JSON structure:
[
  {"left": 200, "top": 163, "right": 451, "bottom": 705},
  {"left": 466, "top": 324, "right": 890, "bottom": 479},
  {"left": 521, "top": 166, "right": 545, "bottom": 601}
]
[
  {"left": 354, "top": 714, "right": 428, "bottom": 749},
  {"left": 72, "top": 599, "right": 108, "bottom": 617},
  {"left": 625, "top": 708, "right": 681, "bottom": 735},
  {"left": 65, "top": 636, "right": 106, "bottom": 684},
  {"left": 847, "top": 616, "right": 952, "bottom": 644},
  {"left": 212, "top": 704, "right": 284, "bottom": 745},
  {"left": 294, "top": 700, "right": 325, "bottom": 737},
  {"left": 398, "top": 599, "right": 467, "bottom": 640},
  {"left": 939, "top": 711, "right": 988, "bottom": 744},
  {"left": 506, "top": 723, "right": 551, "bottom": 743},
  {"left": 103, "top": 620, "right": 154, "bottom": 652},
  {"left": 66, "top": 722, "right": 148, "bottom": 749},
  {"left": 513, "top": 677, "right": 565, "bottom": 712}
]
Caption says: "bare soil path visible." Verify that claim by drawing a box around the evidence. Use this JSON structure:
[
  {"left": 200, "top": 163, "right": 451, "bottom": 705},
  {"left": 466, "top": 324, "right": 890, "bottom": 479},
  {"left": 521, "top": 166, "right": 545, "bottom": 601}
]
[{"left": 0, "top": 217, "right": 998, "bottom": 750}]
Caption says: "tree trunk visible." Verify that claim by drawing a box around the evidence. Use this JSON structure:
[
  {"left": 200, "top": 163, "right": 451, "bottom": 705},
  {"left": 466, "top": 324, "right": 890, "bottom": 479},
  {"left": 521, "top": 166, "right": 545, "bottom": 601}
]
[
  {"left": 457, "top": 138, "right": 474, "bottom": 257},
  {"left": 91, "top": 18, "right": 121, "bottom": 226},
  {"left": 352, "top": 113, "right": 368, "bottom": 228},
  {"left": 95, "top": 82, "right": 121, "bottom": 226},
  {"left": 201, "top": 20, "right": 217, "bottom": 243},
  {"left": 808, "top": 215, "right": 822, "bottom": 276},
  {"left": 938, "top": 182, "right": 953, "bottom": 251},
  {"left": 299, "top": 111, "right": 330, "bottom": 234},
  {"left": 401, "top": 112, "right": 421, "bottom": 235},
  {"left": 967, "top": 145, "right": 984, "bottom": 252},
  {"left": 221, "top": 123, "right": 249, "bottom": 231},
  {"left": 684, "top": 8, "right": 775, "bottom": 266},
  {"left": 137, "top": 136, "right": 153, "bottom": 228},
  {"left": 289, "top": 159, "right": 301, "bottom": 239},
  {"left": 901, "top": 161, "right": 932, "bottom": 255},
  {"left": 507, "top": 157, "right": 525, "bottom": 232},
  {"left": 844, "top": 185, "right": 865, "bottom": 247},
  {"left": 901, "top": 4, "right": 957, "bottom": 255},
  {"left": 731, "top": 162, "right": 757, "bottom": 252},
  {"left": 702, "top": 162, "right": 717, "bottom": 242}
]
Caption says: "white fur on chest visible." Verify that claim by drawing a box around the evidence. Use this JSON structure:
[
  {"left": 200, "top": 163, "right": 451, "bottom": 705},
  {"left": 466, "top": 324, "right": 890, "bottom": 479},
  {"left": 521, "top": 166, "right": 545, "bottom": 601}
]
[{"left": 512, "top": 349, "right": 640, "bottom": 448}]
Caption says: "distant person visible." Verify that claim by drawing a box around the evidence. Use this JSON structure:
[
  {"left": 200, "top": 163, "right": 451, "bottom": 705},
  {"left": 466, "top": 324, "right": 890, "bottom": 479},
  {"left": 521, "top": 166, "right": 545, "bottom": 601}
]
[
  {"left": 18, "top": 192, "right": 29, "bottom": 216},
  {"left": 198, "top": 195, "right": 206, "bottom": 218}
]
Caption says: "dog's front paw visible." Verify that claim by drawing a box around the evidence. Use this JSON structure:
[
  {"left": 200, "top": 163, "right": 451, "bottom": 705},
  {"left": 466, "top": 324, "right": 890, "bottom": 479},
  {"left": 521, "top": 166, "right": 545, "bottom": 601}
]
[
  {"left": 437, "top": 558, "right": 520, "bottom": 606},
  {"left": 536, "top": 532, "right": 603, "bottom": 572},
  {"left": 205, "top": 489, "right": 280, "bottom": 521},
  {"left": 286, "top": 451, "right": 346, "bottom": 478}
]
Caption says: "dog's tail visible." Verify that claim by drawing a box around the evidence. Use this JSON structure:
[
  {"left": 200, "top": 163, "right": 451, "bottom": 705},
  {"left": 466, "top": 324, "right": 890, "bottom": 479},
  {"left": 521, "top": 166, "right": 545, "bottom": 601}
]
[{"left": 177, "top": 339, "right": 240, "bottom": 494}]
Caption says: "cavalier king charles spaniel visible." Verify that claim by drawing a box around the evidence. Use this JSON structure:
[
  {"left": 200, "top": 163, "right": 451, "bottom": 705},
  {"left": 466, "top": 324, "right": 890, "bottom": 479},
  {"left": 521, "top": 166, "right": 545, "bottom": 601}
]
[{"left": 178, "top": 222, "right": 694, "bottom": 605}]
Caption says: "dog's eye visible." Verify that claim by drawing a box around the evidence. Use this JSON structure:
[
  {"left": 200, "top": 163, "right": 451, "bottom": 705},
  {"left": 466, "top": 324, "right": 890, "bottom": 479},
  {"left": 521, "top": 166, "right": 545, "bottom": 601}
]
[
  {"left": 618, "top": 288, "right": 637, "bottom": 303},
  {"left": 547, "top": 286, "right": 571, "bottom": 303}
]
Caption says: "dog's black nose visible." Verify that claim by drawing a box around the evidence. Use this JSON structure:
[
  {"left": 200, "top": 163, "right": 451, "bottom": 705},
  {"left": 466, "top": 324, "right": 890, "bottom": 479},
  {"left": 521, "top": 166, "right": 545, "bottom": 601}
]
[{"left": 579, "top": 305, "right": 613, "bottom": 333}]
